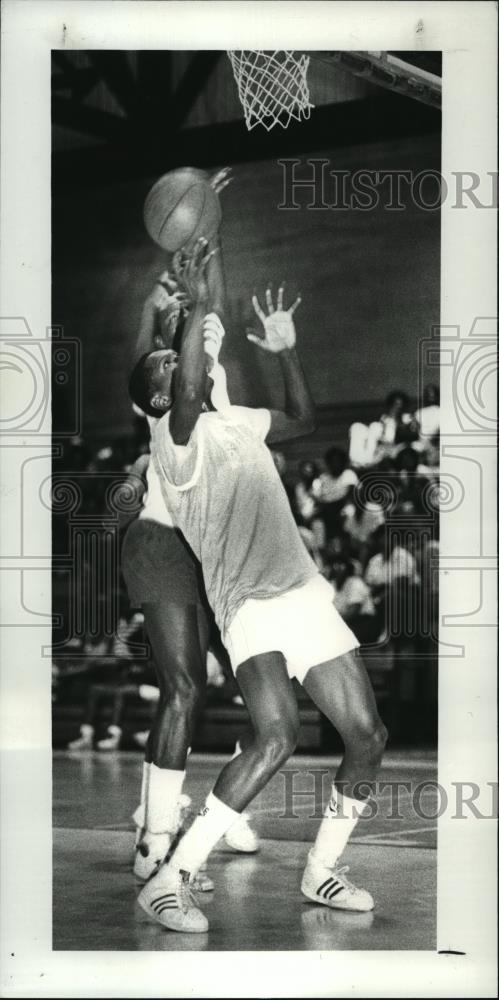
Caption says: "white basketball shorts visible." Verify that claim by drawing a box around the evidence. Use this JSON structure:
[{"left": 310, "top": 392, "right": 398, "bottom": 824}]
[{"left": 224, "top": 575, "right": 360, "bottom": 684}]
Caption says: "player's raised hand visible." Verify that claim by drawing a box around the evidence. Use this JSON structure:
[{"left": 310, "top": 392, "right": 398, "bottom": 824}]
[
  {"left": 151, "top": 271, "right": 189, "bottom": 309},
  {"left": 173, "top": 238, "right": 218, "bottom": 304},
  {"left": 248, "top": 285, "right": 301, "bottom": 353},
  {"left": 142, "top": 271, "right": 189, "bottom": 349}
]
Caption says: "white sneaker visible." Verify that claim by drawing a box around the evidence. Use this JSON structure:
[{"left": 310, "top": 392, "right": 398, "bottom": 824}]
[
  {"left": 133, "top": 794, "right": 192, "bottom": 882},
  {"left": 135, "top": 843, "right": 213, "bottom": 891},
  {"left": 192, "top": 869, "right": 214, "bottom": 893},
  {"left": 137, "top": 868, "right": 208, "bottom": 933},
  {"left": 67, "top": 724, "right": 94, "bottom": 751},
  {"left": 224, "top": 813, "right": 259, "bottom": 853},
  {"left": 96, "top": 725, "right": 122, "bottom": 751},
  {"left": 133, "top": 803, "right": 145, "bottom": 848},
  {"left": 134, "top": 831, "right": 173, "bottom": 882},
  {"left": 301, "top": 854, "right": 374, "bottom": 913}
]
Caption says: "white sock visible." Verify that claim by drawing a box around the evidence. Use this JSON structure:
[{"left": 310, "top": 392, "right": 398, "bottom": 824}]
[
  {"left": 146, "top": 764, "right": 186, "bottom": 834},
  {"left": 133, "top": 761, "right": 150, "bottom": 829},
  {"left": 161, "top": 792, "right": 240, "bottom": 882},
  {"left": 311, "top": 785, "right": 370, "bottom": 867},
  {"left": 231, "top": 741, "right": 242, "bottom": 760}
]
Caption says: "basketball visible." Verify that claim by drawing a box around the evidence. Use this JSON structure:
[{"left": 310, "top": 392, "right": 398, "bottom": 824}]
[{"left": 143, "top": 167, "right": 222, "bottom": 252}]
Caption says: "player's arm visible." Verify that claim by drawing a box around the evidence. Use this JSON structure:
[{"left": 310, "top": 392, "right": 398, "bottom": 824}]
[
  {"left": 111, "top": 453, "right": 150, "bottom": 529},
  {"left": 205, "top": 168, "right": 231, "bottom": 324},
  {"left": 169, "top": 238, "right": 216, "bottom": 445},
  {"left": 131, "top": 273, "right": 187, "bottom": 369},
  {"left": 205, "top": 233, "right": 227, "bottom": 326},
  {"left": 248, "top": 286, "right": 316, "bottom": 443}
]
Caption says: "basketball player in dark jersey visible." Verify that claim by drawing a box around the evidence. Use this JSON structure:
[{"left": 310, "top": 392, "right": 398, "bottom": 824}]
[{"left": 121, "top": 170, "right": 258, "bottom": 887}]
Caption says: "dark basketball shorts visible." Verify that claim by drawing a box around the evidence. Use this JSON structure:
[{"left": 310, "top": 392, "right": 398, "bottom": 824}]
[{"left": 121, "top": 517, "right": 206, "bottom": 609}]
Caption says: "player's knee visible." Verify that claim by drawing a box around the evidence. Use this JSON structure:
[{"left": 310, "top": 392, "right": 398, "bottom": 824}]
[
  {"left": 169, "top": 675, "right": 203, "bottom": 718},
  {"left": 257, "top": 718, "right": 299, "bottom": 769},
  {"left": 350, "top": 716, "right": 388, "bottom": 762},
  {"left": 371, "top": 719, "right": 388, "bottom": 757}
]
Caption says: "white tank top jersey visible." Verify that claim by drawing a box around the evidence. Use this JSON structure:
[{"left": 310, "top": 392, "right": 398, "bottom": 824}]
[
  {"left": 152, "top": 405, "right": 319, "bottom": 637},
  {"left": 140, "top": 456, "right": 174, "bottom": 527},
  {"left": 139, "top": 362, "right": 231, "bottom": 528}
]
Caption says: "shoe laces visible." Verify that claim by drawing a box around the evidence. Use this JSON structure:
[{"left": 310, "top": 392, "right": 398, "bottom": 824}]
[
  {"left": 329, "top": 864, "right": 356, "bottom": 894},
  {"left": 178, "top": 870, "right": 198, "bottom": 914}
]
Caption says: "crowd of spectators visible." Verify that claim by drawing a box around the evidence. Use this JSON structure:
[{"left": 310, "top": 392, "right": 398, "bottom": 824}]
[
  {"left": 273, "top": 386, "right": 440, "bottom": 655},
  {"left": 53, "top": 386, "right": 440, "bottom": 748}
]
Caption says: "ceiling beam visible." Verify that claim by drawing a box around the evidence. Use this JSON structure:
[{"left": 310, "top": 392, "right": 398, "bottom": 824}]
[
  {"left": 52, "top": 96, "right": 131, "bottom": 142},
  {"left": 168, "top": 51, "right": 222, "bottom": 130},
  {"left": 87, "top": 51, "right": 139, "bottom": 117},
  {"left": 51, "top": 51, "right": 99, "bottom": 102}
]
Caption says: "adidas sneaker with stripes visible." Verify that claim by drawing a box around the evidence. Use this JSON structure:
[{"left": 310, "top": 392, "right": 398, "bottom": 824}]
[
  {"left": 301, "top": 856, "right": 374, "bottom": 912},
  {"left": 137, "top": 869, "right": 209, "bottom": 933}
]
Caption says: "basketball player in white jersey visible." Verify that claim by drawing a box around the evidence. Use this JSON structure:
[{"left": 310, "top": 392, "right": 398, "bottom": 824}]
[{"left": 129, "top": 240, "right": 387, "bottom": 933}]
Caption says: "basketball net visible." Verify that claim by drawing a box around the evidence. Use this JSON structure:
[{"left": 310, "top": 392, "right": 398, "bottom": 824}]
[{"left": 227, "top": 50, "right": 313, "bottom": 132}]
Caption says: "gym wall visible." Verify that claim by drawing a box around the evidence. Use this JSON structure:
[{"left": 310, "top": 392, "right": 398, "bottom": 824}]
[{"left": 52, "top": 131, "right": 440, "bottom": 443}]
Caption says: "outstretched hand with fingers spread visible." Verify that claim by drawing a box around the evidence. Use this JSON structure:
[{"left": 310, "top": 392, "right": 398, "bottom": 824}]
[{"left": 248, "top": 285, "right": 301, "bottom": 353}]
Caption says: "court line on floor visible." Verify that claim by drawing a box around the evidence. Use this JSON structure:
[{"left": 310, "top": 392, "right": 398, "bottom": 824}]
[
  {"left": 185, "top": 754, "right": 438, "bottom": 773},
  {"left": 69, "top": 821, "right": 437, "bottom": 852},
  {"left": 351, "top": 838, "right": 435, "bottom": 848},
  {"left": 53, "top": 749, "right": 438, "bottom": 774},
  {"left": 55, "top": 822, "right": 436, "bottom": 844},
  {"left": 353, "top": 825, "right": 436, "bottom": 843}
]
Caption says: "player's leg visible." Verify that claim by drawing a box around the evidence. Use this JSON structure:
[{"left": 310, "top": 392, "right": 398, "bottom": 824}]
[
  {"left": 137, "top": 652, "right": 298, "bottom": 932},
  {"left": 121, "top": 520, "right": 206, "bottom": 877},
  {"left": 208, "top": 624, "right": 260, "bottom": 853},
  {"left": 133, "top": 598, "right": 208, "bottom": 882},
  {"left": 301, "top": 650, "right": 387, "bottom": 912},
  {"left": 211, "top": 652, "right": 299, "bottom": 809},
  {"left": 304, "top": 650, "right": 387, "bottom": 798},
  {"left": 222, "top": 734, "right": 260, "bottom": 853},
  {"left": 144, "top": 599, "right": 207, "bottom": 769}
]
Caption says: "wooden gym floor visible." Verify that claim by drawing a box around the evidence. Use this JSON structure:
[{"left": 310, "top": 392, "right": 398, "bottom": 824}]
[{"left": 53, "top": 750, "right": 437, "bottom": 952}]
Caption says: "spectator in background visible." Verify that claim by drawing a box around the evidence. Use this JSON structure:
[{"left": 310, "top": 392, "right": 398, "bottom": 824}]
[
  {"left": 323, "top": 531, "right": 356, "bottom": 564},
  {"left": 392, "top": 447, "right": 431, "bottom": 518},
  {"left": 349, "top": 390, "right": 419, "bottom": 467},
  {"left": 293, "top": 459, "right": 326, "bottom": 550},
  {"left": 342, "top": 474, "right": 386, "bottom": 566},
  {"left": 414, "top": 384, "right": 440, "bottom": 445},
  {"left": 294, "top": 459, "right": 320, "bottom": 525},
  {"left": 365, "top": 525, "right": 420, "bottom": 595},
  {"left": 297, "top": 524, "right": 326, "bottom": 574},
  {"left": 412, "top": 534, "right": 439, "bottom": 644},
  {"left": 67, "top": 611, "right": 148, "bottom": 751},
  {"left": 414, "top": 384, "right": 440, "bottom": 468},
  {"left": 312, "top": 447, "right": 358, "bottom": 540},
  {"left": 364, "top": 525, "right": 420, "bottom": 648},
  {"left": 330, "top": 559, "right": 379, "bottom": 645},
  {"left": 379, "top": 390, "right": 419, "bottom": 449}
]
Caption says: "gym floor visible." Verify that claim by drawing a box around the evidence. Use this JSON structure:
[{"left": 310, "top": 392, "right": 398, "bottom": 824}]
[{"left": 53, "top": 750, "right": 437, "bottom": 952}]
